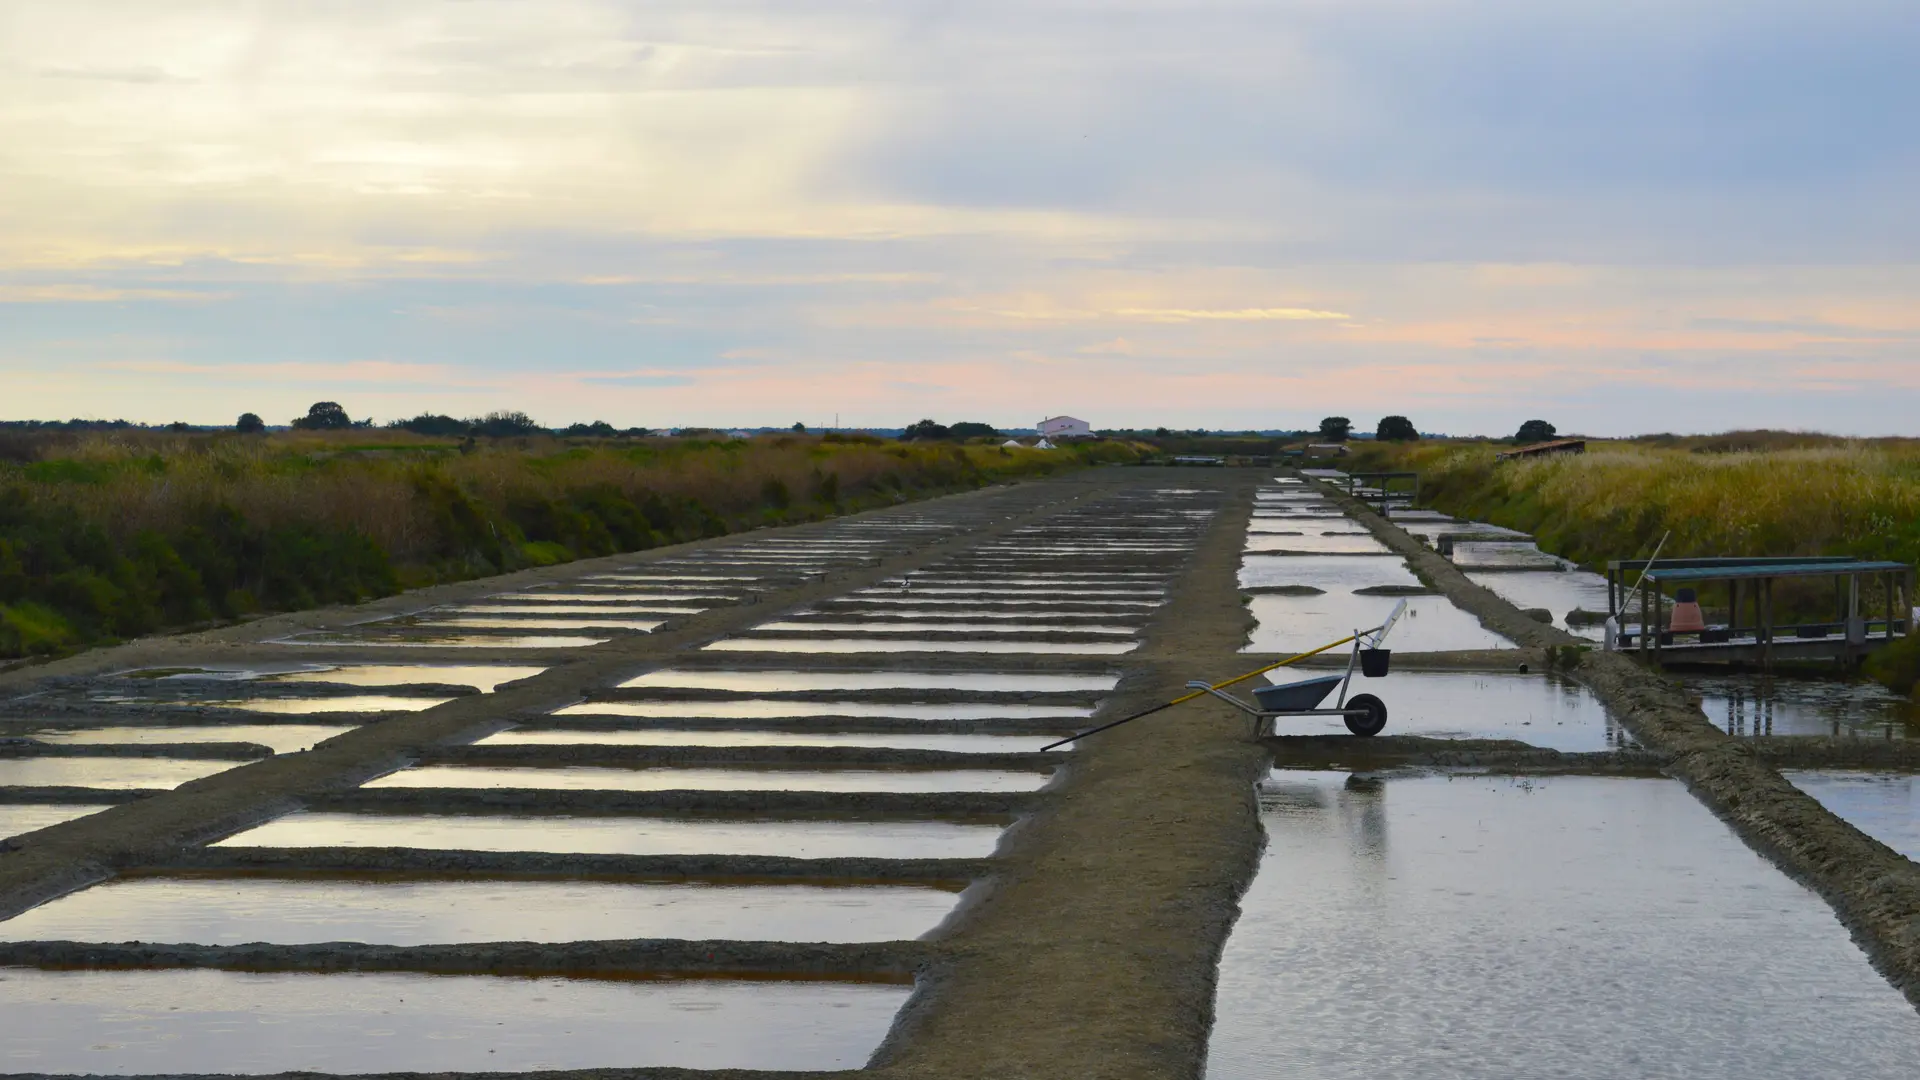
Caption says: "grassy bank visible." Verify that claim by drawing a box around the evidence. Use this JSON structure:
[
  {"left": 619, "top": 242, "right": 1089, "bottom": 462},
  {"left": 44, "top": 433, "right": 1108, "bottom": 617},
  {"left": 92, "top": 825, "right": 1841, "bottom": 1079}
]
[
  {"left": 1349, "top": 435, "right": 1920, "bottom": 693},
  {"left": 0, "top": 430, "right": 1143, "bottom": 660}
]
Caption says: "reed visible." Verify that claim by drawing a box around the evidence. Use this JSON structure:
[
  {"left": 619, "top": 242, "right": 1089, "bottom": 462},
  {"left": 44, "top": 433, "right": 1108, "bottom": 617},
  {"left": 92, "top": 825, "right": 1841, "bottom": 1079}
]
[
  {"left": 1352, "top": 436, "right": 1920, "bottom": 692},
  {"left": 0, "top": 430, "right": 1143, "bottom": 659}
]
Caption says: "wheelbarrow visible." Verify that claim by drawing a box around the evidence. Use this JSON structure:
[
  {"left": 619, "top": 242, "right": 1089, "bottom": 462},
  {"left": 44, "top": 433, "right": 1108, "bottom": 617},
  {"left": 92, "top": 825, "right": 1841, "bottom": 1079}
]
[
  {"left": 1041, "top": 600, "right": 1406, "bottom": 750},
  {"left": 1185, "top": 611, "right": 1400, "bottom": 737}
]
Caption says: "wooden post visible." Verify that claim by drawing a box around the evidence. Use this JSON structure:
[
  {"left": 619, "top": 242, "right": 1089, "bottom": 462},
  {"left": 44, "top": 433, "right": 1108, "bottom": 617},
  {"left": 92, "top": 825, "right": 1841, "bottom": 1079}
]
[
  {"left": 1760, "top": 578, "right": 1774, "bottom": 669},
  {"left": 1639, "top": 577, "right": 1651, "bottom": 658},
  {"left": 1888, "top": 571, "right": 1897, "bottom": 643},
  {"left": 1730, "top": 579, "right": 1742, "bottom": 640},
  {"left": 1653, "top": 581, "right": 1665, "bottom": 665}
]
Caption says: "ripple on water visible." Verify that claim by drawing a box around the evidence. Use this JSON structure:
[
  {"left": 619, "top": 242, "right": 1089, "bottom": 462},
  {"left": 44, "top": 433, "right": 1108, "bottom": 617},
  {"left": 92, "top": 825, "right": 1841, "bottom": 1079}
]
[{"left": 1209, "top": 771, "right": 1920, "bottom": 1079}]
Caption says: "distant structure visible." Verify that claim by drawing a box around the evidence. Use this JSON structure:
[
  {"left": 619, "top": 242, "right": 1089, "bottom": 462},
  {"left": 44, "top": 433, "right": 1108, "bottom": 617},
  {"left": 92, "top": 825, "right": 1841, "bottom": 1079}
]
[
  {"left": 1038, "top": 415, "right": 1091, "bottom": 440},
  {"left": 1305, "top": 443, "right": 1350, "bottom": 457},
  {"left": 1498, "top": 438, "right": 1587, "bottom": 461}
]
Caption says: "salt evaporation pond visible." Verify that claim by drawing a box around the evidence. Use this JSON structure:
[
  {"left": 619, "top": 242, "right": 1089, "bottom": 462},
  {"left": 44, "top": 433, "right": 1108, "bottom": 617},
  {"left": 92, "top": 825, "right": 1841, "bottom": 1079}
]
[{"left": 1209, "top": 770, "right": 1920, "bottom": 1079}]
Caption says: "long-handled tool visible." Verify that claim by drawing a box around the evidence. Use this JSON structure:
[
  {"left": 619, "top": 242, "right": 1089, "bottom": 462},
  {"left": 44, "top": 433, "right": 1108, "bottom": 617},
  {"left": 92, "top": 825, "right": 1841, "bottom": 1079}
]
[{"left": 1040, "top": 600, "right": 1407, "bottom": 751}]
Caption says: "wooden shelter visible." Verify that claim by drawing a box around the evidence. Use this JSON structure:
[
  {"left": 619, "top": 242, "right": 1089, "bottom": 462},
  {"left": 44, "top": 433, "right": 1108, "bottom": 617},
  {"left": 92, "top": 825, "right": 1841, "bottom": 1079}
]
[
  {"left": 1497, "top": 438, "right": 1587, "bottom": 461},
  {"left": 1606, "top": 556, "right": 1913, "bottom": 667}
]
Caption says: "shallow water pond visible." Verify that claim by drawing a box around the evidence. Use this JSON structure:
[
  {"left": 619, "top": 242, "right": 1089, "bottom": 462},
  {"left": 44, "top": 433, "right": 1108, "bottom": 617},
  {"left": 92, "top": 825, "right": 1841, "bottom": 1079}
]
[
  {"left": 0, "top": 804, "right": 110, "bottom": 840},
  {"left": 414, "top": 616, "right": 665, "bottom": 631},
  {"left": 1262, "top": 670, "right": 1627, "bottom": 751},
  {"left": 1783, "top": 770, "right": 1920, "bottom": 860},
  {"left": 206, "top": 695, "right": 451, "bottom": 715},
  {"left": 0, "top": 879, "right": 960, "bottom": 945},
  {"left": 1238, "top": 554, "right": 1419, "bottom": 593},
  {"left": 1681, "top": 674, "right": 1918, "bottom": 738},
  {"left": 268, "top": 665, "right": 546, "bottom": 691},
  {"left": 481, "top": 729, "right": 1063, "bottom": 753},
  {"left": 1209, "top": 771, "right": 1920, "bottom": 1079},
  {"left": 216, "top": 813, "right": 1005, "bottom": 858},
  {"left": 1244, "top": 593, "right": 1515, "bottom": 654},
  {"left": 705, "top": 639, "right": 1138, "bottom": 655},
  {"left": 0, "top": 758, "right": 236, "bottom": 790},
  {"left": 1465, "top": 569, "right": 1612, "bottom": 638},
  {"left": 363, "top": 765, "right": 1052, "bottom": 794},
  {"left": 33, "top": 725, "right": 354, "bottom": 754},
  {"left": 1243, "top": 533, "right": 1392, "bottom": 555},
  {"left": 0, "top": 969, "right": 907, "bottom": 1073},
  {"left": 277, "top": 633, "right": 609, "bottom": 649},
  {"left": 617, "top": 670, "right": 1116, "bottom": 693},
  {"left": 751, "top": 621, "right": 1137, "bottom": 635},
  {"left": 553, "top": 701, "right": 1089, "bottom": 720}
]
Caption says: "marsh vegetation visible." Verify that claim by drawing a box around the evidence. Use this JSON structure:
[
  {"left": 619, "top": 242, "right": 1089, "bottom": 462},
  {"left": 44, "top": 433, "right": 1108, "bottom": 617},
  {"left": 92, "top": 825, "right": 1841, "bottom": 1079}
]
[{"left": 0, "top": 428, "right": 1141, "bottom": 660}]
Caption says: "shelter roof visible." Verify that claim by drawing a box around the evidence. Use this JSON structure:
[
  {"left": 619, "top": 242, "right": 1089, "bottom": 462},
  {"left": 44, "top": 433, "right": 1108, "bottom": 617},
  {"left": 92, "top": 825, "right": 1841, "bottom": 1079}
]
[{"left": 1642, "top": 560, "right": 1909, "bottom": 583}]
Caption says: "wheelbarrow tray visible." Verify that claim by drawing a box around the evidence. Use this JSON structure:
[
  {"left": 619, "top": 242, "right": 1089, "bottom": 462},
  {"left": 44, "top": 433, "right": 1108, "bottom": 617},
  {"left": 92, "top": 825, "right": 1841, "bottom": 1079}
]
[{"left": 1252, "top": 674, "right": 1344, "bottom": 713}]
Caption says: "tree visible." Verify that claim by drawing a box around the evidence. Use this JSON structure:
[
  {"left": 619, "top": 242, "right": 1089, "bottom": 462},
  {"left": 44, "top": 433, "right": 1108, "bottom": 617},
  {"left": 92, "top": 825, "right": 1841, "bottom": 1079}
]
[
  {"left": 292, "top": 401, "right": 352, "bottom": 430},
  {"left": 1515, "top": 419, "right": 1558, "bottom": 444},
  {"left": 235, "top": 413, "right": 265, "bottom": 434},
  {"left": 1375, "top": 415, "right": 1419, "bottom": 442},
  {"left": 1318, "top": 416, "right": 1353, "bottom": 442},
  {"left": 469, "top": 411, "right": 543, "bottom": 438},
  {"left": 791, "top": 422, "right": 807, "bottom": 433},
  {"left": 393, "top": 414, "right": 472, "bottom": 437},
  {"left": 166, "top": 421, "right": 191, "bottom": 432},
  {"left": 901, "top": 419, "right": 950, "bottom": 441},
  {"left": 949, "top": 421, "right": 998, "bottom": 439},
  {"left": 564, "top": 421, "right": 617, "bottom": 437}
]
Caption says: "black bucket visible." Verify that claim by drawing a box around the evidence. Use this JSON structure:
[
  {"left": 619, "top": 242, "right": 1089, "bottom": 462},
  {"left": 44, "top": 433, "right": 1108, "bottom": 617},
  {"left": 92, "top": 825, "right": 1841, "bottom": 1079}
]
[{"left": 1360, "top": 648, "right": 1392, "bottom": 678}]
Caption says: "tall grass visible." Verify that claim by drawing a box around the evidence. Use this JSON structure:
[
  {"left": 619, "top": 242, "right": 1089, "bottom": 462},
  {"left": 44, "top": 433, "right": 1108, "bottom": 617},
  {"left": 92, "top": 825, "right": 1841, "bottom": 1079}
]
[
  {"left": 1352, "top": 437, "right": 1920, "bottom": 693},
  {"left": 0, "top": 430, "right": 1144, "bottom": 659}
]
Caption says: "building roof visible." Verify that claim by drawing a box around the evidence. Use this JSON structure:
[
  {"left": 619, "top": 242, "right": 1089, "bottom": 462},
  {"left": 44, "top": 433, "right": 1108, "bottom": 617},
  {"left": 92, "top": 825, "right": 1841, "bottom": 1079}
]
[
  {"left": 1038, "top": 415, "right": 1086, "bottom": 425},
  {"left": 1497, "top": 438, "right": 1587, "bottom": 460},
  {"left": 1642, "top": 560, "right": 1910, "bottom": 583}
]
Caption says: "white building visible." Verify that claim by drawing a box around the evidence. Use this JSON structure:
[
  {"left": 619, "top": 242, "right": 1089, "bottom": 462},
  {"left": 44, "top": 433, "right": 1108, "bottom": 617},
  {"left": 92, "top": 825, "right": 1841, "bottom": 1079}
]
[{"left": 1038, "top": 415, "right": 1091, "bottom": 439}]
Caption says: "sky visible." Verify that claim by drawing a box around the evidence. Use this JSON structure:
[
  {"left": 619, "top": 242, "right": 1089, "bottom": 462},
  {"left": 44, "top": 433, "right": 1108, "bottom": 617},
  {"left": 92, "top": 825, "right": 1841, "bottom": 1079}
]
[{"left": 2, "top": 0, "right": 1916, "bottom": 436}]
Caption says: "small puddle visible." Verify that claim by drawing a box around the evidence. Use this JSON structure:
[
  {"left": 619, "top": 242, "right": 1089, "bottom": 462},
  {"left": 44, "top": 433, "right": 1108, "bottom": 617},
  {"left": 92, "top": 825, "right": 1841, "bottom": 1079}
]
[
  {"left": 0, "top": 758, "right": 236, "bottom": 790},
  {"left": 0, "top": 970, "right": 907, "bottom": 1073},
  {"left": 618, "top": 670, "right": 1117, "bottom": 692},
  {"left": 554, "top": 701, "right": 1089, "bottom": 720},
  {"left": 0, "top": 879, "right": 961, "bottom": 945},
  {"left": 32, "top": 725, "right": 354, "bottom": 754},
  {"left": 363, "top": 766, "right": 1053, "bottom": 793},
  {"left": 216, "top": 813, "right": 1004, "bottom": 858},
  {"left": 1209, "top": 770, "right": 1920, "bottom": 1078},
  {"left": 0, "top": 804, "right": 110, "bottom": 839},
  {"left": 1783, "top": 770, "right": 1920, "bottom": 859},
  {"left": 705, "top": 639, "right": 1138, "bottom": 655},
  {"left": 1244, "top": 593, "right": 1515, "bottom": 653},
  {"left": 482, "top": 730, "right": 1063, "bottom": 752},
  {"left": 1261, "top": 670, "right": 1627, "bottom": 751}
]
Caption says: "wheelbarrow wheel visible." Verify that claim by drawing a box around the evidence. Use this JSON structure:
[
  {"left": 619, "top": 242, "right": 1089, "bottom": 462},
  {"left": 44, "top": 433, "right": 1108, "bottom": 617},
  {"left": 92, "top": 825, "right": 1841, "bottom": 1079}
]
[{"left": 1344, "top": 694, "right": 1388, "bottom": 737}]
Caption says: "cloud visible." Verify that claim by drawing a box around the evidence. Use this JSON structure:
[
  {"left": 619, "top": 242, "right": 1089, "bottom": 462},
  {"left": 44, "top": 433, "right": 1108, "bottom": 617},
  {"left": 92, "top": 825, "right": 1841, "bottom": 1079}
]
[
  {"left": 0, "top": 284, "right": 230, "bottom": 303},
  {"left": 0, "top": 1, "right": 1914, "bottom": 434}
]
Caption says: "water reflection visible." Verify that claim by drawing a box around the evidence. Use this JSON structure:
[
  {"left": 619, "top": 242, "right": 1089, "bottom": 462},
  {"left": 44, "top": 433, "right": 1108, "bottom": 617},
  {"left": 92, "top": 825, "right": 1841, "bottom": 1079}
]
[
  {"left": 0, "top": 970, "right": 907, "bottom": 1074},
  {"left": 1681, "top": 675, "right": 1917, "bottom": 738},
  {"left": 1209, "top": 772, "right": 1920, "bottom": 1079}
]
